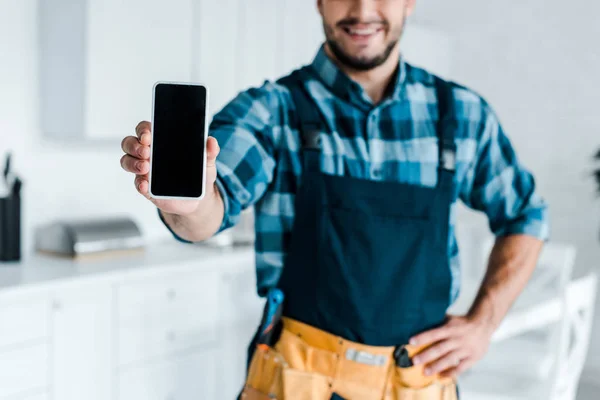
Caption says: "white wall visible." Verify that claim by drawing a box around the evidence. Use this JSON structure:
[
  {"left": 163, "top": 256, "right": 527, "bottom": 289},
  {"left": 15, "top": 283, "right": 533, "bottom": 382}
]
[{"left": 412, "top": 0, "right": 600, "bottom": 379}]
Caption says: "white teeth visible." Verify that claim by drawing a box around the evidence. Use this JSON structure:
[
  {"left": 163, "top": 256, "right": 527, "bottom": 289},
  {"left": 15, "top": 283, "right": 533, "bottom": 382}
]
[{"left": 348, "top": 28, "right": 378, "bottom": 36}]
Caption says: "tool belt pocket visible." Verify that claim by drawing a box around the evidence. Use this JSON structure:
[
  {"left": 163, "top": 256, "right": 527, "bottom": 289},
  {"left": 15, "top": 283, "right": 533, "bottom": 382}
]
[
  {"left": 388, "top": 366, "right": 457, "bottom": 400},
  {"left": 243, "top": 345, "right": 287, "bottom": 399},
  {"left": 242, "top": 340, "right": 333, "bottom": 400},
  {"left": 389, "top": 382, "right": 457, "bottom": 400},
  {"left": 282, "top": 368, "right": 332, "bottom": 399}
]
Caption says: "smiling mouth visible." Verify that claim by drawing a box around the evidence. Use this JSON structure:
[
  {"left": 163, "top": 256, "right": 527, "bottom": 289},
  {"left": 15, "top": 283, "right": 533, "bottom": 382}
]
[{"left": 342, "top": 25, "right": 384, "bottom": 41}]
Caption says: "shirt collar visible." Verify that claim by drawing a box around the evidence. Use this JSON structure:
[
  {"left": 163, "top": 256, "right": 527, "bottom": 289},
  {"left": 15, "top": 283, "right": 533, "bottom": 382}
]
[{"left": 309, "top": 45, "right": 407, "bottom": 106}]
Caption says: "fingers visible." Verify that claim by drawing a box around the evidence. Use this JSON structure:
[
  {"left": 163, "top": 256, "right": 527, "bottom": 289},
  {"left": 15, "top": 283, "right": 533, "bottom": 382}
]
[
  {"left": 413, "top": 339, "right": 460, "bottom": 366},
  {"left": 134, "top": 174, "right": 151, "bottom": 199},
  {"left": 135, "top": 121, "right": 152, "bottom": 145},
  {"left": 424, "top": 350, "right": 468, "bottom": 376},
  {"left": 121, "top": 136, "right": 151, "bottom": 159},
  {"left": 439, "top": 358, "right": 473, "bottom": 379},
  {"left": 120, "top": 154, "right": 149, "bottom": 174},
  {"left": 410, "top": 324, "right": 457, "bottom": 347},
  {"left": 206, "top": 137, "right": 220, "bottom": 167}
]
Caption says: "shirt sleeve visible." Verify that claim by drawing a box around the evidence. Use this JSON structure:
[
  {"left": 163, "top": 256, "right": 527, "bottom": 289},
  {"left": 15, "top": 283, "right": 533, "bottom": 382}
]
[
  {"left": 158, "top": 82, "right": 281, "bottom": 241},
  {"left": 210, "top": 83, "right": 281, "bottom": 233},
  {"left": 459, "top": 103, "right": 550, "bottom": 241}
]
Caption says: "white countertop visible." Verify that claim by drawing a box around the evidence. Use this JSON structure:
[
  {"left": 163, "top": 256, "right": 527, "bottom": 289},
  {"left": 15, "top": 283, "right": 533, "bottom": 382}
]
[
  {"left": 0, "top": 241, "right": 566, "bottom": 345},
  {"left": 0, "top": 241, "right": 255, "bottom": 297}
]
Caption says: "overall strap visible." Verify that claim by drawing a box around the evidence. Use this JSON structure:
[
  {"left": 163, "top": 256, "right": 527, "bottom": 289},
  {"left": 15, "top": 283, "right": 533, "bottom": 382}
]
[
  {"left": 433, "top": 76, "right": 457, "bottom": 173},
  {"left": 277, "top": 67, "right": 327, "bottom": 151}
]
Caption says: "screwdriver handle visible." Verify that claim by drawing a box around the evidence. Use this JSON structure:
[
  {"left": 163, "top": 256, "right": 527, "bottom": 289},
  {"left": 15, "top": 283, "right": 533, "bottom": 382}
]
[{"left": 258, "top": 288, "right": 284, "bottom": 345}]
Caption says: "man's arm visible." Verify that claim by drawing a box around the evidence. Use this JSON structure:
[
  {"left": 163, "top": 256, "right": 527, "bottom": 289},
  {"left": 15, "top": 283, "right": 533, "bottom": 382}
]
[
  {"left": 468, "top": 234, "right": 543, "bottom": 334},
  {"left": 158, "top": 84, "right": 281, "bottom": 243},
  {"left": 158, "top": 181, "right": 225, "bottom": 242},
  {"left": 408, "top": 236, "right": 543, "bottom": 378},
  {"left": 409, "top": 99, "right": 549, "bottom": 378}
]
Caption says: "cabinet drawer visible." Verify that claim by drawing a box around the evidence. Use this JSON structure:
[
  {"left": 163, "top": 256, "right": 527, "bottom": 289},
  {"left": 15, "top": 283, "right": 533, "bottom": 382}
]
[
  {"left": 118, "top": 270, "right": 218, "bottom": 322},
  {"left": 118, "top": 314, "right": 217, "bottom": 366},
  {"left": 220, "top": 268, "right": 264, "bottom": 326},
  {"left": 0, "top": 343, "right": 48, "bottom": 398},
  {"left": 0, "top": 299, "right": 48, "bottom": 348},
  {"left": 118, "top": 349, "right": 217, "bottom": 400}
]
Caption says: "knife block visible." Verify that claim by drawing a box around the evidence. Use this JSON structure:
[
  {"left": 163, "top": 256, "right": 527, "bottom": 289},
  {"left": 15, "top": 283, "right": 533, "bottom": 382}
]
[{"left": 0, "top": 193, "right": 21, "bottom": 262}]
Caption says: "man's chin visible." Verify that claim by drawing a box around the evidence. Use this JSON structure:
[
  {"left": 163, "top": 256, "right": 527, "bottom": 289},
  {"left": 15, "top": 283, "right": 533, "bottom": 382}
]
[
  {"left": 327, "top": 39, "right": 397, "bottom": 71},
  {"left": 340, "top": 54, "right": 388, "bottom": 71}
]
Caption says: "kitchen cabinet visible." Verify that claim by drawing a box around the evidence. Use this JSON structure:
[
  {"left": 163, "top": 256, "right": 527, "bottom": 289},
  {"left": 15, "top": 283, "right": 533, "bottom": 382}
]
[
  {"left": 0, "top": 343, "right": 48, "bottom": 399},
  {"left": 217, "top": 267, "right": 265, "bottom": 399},
  {"left": 50, "top": 284, "right": 113, "bottom": 400},
  {"left": 118, "top": 349, "right": 217, "bottom": 400},
  {"left": 0, "top": 297, "right": 48, "bottom": 350},
  {"left": 0, "top": 243, "right": 257, "bottom": 400},
  {"left": 0, "top": 295, "right": 49, "bottom": 399},
  {"left": 39, "top": 0, "right": 330, "bottom": 142},
  {"left": 40, "top": 0, "right": 194, "bottom": 141},
  {"left": 116, "top": 269, "right": 219, "bottom": 366}
]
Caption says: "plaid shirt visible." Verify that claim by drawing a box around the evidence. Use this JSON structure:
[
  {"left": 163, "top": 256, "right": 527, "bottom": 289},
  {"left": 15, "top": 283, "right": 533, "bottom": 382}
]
[{"left": 163, "top": 46, "right": 549, "bottom": 301}]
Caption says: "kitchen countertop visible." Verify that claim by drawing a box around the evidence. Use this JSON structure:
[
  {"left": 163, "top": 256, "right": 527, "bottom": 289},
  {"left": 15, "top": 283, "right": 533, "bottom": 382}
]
[{"left": 0, "top": 241, "right": 255, "bottom": 297}]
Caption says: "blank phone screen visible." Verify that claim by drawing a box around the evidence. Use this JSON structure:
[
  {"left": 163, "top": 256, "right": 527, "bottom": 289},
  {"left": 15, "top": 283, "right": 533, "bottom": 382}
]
[{"left": 151, "top": 83, "right": 207, "bottom": 198}]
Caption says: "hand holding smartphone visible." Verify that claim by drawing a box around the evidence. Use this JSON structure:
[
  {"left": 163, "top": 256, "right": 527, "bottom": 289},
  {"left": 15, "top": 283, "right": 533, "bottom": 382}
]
[{"left": 120, "top": 80, "right": 221, "bottom": 221}]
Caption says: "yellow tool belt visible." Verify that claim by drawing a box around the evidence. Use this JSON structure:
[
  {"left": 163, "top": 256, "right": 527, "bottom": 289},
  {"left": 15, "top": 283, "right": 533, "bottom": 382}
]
[{"left": 242, "top": 317, "right": 457, "bottom": 400}]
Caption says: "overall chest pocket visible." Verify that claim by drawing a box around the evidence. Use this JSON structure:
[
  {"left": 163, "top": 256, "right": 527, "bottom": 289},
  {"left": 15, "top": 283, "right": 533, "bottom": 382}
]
[{"left": 314, "top": 174, "right": 438, "bottom": 327}]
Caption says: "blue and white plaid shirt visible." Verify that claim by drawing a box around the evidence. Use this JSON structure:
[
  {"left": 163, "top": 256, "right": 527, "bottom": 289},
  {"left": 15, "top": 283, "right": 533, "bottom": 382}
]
[{"left": 163, "top": 46, "right": 549, "bottom": 301}]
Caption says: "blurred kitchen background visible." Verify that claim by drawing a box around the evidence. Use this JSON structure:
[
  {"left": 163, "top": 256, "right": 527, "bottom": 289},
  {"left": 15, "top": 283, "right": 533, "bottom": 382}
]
[{"left": 0, "top": 0, "right": 599, "bottom": 399}]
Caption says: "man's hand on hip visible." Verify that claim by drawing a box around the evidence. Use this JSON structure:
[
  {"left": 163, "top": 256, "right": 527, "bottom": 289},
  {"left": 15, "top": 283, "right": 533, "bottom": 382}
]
[{"left": 408, "top": 315, "right": 494, "bottom": 379}]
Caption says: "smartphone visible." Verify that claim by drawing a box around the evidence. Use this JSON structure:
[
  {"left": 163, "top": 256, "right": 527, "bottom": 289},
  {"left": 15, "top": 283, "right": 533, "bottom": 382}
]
[{"left": 149, "top": 82, "right": 209, "bottom": 200}]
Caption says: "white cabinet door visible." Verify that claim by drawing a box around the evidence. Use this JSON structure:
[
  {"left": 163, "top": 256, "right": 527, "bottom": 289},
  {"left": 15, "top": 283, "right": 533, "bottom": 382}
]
[
  {"left": 0, "top": 297, "right": 48, "bottom": 348},
  {"left": 219, "top": 267, "right": 263, "bottom": 327},
  {"left": 40, "top": 0, "right": 194, "bottom": 140},
  {"left": 195, "top": 0, "right": 240, "bottom": 116},
  {"left": 118, "top": 348, "right": 217, "bottom": 400},
  {"left": 0, "top": 343, "right": 48, "bottom": 398},
  {"left": 235, "top": 0, "right": 281, "bottom": 90},
  {"left": 217, "top": 267, "right": 264, "bottom": 399},
  {"left": 85, "top": 0, "right": 194, "bottom": 139},
  {"left": 50, "top": 284, "right": 113, "bottom": 400},
  {"left": 116, "top": 270, "right": 218, "bottom": 366}
]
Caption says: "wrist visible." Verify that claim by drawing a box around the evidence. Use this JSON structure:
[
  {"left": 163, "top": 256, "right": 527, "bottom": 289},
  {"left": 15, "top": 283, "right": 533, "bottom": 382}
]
[
  {"left": 173, "top": 182, "right": 220, "bottom": 218},
  {"left": 467, "top": 303, "right": 498, "bottom": 338},
  {"left": 160, "top": 182, "right": 223, "bottom": 242}
]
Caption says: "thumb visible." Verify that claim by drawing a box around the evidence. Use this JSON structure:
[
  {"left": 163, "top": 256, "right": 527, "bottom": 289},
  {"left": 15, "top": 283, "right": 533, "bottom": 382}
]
[{"left": 206, "top": 137, "right": 220, "bottom": 167}]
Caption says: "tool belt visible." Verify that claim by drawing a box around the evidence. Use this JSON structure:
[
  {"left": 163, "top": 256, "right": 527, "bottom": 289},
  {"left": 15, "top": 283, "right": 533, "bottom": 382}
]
[{"left": 241, "top": 317, "right": 457, "bottom": 400}]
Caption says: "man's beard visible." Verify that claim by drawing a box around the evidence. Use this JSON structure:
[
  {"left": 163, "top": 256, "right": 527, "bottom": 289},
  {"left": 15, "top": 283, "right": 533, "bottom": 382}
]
[
  {"left": 326, "top": 36, "right": 399, "bottom": 71},
  {"left": 323, "top": 17, "right": 404, "bottom": 71}
]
